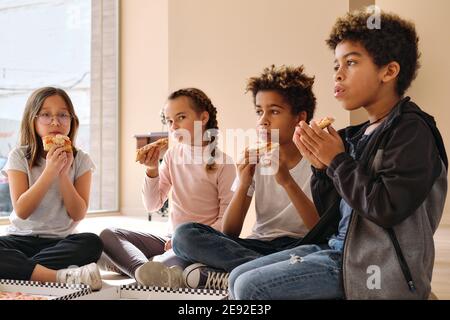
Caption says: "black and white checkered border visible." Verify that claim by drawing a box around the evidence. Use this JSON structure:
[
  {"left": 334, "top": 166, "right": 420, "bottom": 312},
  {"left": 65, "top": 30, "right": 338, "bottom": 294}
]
[
  {"left": 0, "top": 278, "right": 92, "bottom": 300},
  {"left": 120, "top": 283, "right": 227, "bottom": 297},
  {"left": 0, "top": 278, "right": 89, "bottom": 290},
  {"left": 53, "top": 288, "right": 92, "bottom": 301}
]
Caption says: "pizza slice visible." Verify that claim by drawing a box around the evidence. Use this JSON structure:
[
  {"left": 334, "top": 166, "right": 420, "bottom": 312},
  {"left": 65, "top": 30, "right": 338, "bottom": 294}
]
[
  {"left": 135, "top": 137, "right": 169, "bottom": 162},
  {"left": 317, "top": 117, "right": 335, "bottom": 129},
  {"left": 246, "top": 141, "right": 281, "bottom": 167},
  {"left": 247, "top": 141, "right": 279, "bottom": 155},
  {"left": 0, "top": 291, "right": 49, "bottom": 300},
  {"left": 42, "top": 134, "right": 72, "bottom": 152}
]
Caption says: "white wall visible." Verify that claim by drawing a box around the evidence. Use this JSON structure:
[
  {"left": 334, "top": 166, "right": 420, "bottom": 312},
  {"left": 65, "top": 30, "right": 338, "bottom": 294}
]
[
  {"left": 120, "top": 0, "right": 169, "bottom": 216},
  {"left": 376, "top": 0, "right": 450, "bottom": 225}
]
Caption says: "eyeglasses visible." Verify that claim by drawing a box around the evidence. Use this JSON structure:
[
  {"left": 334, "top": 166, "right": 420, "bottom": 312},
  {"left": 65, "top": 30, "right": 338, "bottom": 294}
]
[{"left": 35, "top": 112, "right": 72, "bottom": 125}]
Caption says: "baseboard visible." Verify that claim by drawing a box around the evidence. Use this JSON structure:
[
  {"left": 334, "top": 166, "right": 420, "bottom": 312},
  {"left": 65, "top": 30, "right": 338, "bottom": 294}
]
[{"left": 119, "top": 207, "right": 147, "bottom": 217}]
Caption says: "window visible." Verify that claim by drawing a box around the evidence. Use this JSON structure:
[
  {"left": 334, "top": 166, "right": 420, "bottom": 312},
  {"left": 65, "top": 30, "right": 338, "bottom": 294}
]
[{"left": 0, "top": 0, "right": 119, "bottom": 217}]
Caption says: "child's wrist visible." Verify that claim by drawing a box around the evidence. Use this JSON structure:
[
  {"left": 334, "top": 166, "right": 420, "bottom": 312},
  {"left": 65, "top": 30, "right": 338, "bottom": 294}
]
[
  {"left": 237, "top": 181, "right": 252, "bottom": 192},
  {"left": 279, "top": 176, "right": 296, "bottom": 188},
  {"left": 59, "top": 171, "right": 70, "bottom": 180},
  {"left": 146, "top": 168, "right": 159, "bottom": 178},
  {"left": 238, "top": 177, "right": 251, "bottom": 188},
  {"left": 43, "top": 167, "right": 57, "bottom": 179}
]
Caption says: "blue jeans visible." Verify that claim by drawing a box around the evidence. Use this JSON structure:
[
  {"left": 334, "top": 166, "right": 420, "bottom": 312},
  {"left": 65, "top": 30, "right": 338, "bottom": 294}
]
[
  {"left": 172, "top": 222, "right": 301, "bottom": 272},
  {"left": 229, "top": 244, "right": 344, "bottom": 300}
]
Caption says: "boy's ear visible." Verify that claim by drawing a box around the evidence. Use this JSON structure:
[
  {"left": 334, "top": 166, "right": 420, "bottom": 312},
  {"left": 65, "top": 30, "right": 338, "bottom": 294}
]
[
  {"left": 296, "top": 111, "right": 308, "bottom": 123},
  {"left": 381, "top": 61, "right": 400, "bottom": 83}
]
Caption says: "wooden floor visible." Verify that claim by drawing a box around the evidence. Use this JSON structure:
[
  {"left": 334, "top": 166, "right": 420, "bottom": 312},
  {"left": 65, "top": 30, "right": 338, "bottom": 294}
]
[
  {"left": 1, "top": 216, "right": 450, "bottom": 299},
  {"left": 432, "top": 226, "right": 450, "bottom": 299}
]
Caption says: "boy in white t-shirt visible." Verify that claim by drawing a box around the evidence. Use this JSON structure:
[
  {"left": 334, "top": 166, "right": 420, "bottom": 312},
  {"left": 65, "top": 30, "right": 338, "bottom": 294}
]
[{"left": 144, "top": 65, "right": 320, "bottom": 290}]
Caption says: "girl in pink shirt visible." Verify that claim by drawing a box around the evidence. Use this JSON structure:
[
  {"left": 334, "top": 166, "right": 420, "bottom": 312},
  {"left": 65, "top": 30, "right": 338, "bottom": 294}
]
[{"left": 99, "top": 88, "right": 236, "bottom": 284}]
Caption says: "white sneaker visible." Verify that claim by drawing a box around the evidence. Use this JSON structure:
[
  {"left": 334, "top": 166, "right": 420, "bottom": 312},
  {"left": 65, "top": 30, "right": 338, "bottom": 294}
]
[
  {"left": 57, "top": 263, "right": 102, "bottom": 291},
  {"left": 135, "top": 261, "right": 184, "bottom": 289},
  {"left": 183, "top": 263, "right": 229, "bottom": 290}
]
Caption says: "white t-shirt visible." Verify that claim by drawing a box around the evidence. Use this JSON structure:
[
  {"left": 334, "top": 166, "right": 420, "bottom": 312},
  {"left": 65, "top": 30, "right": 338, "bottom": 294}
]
[
  {"left": 231, "top": 157, "right": 313, "bottom": 240},
  {"left": 1, "top": 146, "right": 95, "bottom": 238}
]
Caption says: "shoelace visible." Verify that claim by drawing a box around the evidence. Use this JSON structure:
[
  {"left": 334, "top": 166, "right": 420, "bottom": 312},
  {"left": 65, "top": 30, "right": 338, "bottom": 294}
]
[{"left": 204, "top": 271, "right": 229, "bottom": 290}]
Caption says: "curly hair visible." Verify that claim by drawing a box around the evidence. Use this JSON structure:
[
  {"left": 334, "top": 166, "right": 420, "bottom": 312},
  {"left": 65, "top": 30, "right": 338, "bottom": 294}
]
[
  {"left": 166, "top": 88, "right": 219, "bottom": 172},
  {"left": 246, "top": 65, "right": 316, "bottom": 122},
  {"left": 326, "top": 8, "right": 420, "bottom": 96}
]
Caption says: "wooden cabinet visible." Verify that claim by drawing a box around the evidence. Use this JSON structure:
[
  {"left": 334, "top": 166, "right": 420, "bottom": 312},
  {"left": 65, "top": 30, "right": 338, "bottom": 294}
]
[
  {"left": 134, "top": 131, "right": 169, "bottom": 149},
  {"left": 134, "top": 132, "right": 169, "bottom": 221}
]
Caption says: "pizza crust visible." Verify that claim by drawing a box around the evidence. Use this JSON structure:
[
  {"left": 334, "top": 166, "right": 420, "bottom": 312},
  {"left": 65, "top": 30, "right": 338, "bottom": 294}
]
[{"left": 135, "top": 138, "right": 169, "bottom": 162}]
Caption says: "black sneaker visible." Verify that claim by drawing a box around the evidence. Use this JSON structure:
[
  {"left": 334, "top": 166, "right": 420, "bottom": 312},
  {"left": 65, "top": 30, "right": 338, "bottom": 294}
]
[{"left": 183, "top": 263, "right": 229, "bottom": 290}]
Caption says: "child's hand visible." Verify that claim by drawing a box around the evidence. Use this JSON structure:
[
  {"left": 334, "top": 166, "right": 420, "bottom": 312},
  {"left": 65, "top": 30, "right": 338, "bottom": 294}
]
[
  {"left": 259, "top": 149, "right": 294, "bottom": 187},
  {"left": 293, "top": 126, "right": 327, "bottom": 170},
  {"left": 139, "top": 145, "right": 160, "bottom": 177},
  {"left": 298, "top": 121, "right": 345, "bottom": 166},
  {"left": 164, "top": 239, "right": 172, "bottom": 251},
  {"left": 44, "top": 146, "right": 68, "bottom": 177},
  {"left": 272, "top": 151, "right": 294, "bottom": 187},
  {"left": 236, "top": 149, "right": 256, "bottom": 188},
  {"left": 59, "top": 151, "right": 74, "bottom": 177}
]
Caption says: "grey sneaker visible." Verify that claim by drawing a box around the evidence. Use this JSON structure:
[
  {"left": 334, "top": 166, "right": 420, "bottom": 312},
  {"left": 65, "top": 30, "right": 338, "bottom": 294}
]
[
  {"left": 57, "top": 262, "right": 102, "bottom": 291},
  {"left": 183, "top": 263, "right": 229, "bottom": 290},
  {"left": 135, "top": 261, "right": 184, "bottom": 289}
]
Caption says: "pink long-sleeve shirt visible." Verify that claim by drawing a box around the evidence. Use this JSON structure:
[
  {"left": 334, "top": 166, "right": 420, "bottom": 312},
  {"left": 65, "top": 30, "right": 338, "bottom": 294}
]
[{"left": 142, "top": 143, "right": 236, "bottom": 234}]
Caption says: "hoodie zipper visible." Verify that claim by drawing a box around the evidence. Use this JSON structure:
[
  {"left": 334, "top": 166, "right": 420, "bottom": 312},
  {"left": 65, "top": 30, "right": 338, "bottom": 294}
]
[
  {"left": 386, "top": 228, "right": 416, "bottom": 292},
  {"left": 341, "top": 210, "right": 356, "bottom": 299},
  {"left": 337, "top": 106, "right": 413, "bottom": 298},
  {"left": 342, "top": 213, "right": 416, "bottom": 297},
  {"left": 371, "top": 121, "right": 416, "bottom": 292}
]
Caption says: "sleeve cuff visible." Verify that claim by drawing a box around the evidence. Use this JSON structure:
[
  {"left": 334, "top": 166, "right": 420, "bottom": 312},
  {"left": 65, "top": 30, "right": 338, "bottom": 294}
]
[
  {"left": 144, "top": 172, "right": 160, "bottom": 182},
  {"left": 327, "top": 152, "right": 352, "bottom": 177},
  {"left": 311, "top": 166, "right": 328, "bottom": 179}
]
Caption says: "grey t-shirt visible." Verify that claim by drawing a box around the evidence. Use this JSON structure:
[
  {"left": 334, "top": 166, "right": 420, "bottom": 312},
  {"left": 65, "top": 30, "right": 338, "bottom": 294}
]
[
  {"left": 231, "top": 157, "right": 313, "bottom": 240},
  {"left": 1, "top": 146, "right": 95, "bottom": 238}
]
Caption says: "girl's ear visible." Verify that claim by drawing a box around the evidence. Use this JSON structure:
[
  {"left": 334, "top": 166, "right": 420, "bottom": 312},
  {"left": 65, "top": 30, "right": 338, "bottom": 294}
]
[{"left": 201, "top": 111, "right": 210, "bottom": 126}]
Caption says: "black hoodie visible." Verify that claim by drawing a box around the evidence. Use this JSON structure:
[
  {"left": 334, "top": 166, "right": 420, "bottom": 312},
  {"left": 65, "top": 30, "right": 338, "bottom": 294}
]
[{"left": 301, "top": 97, "right": 448, "bottom": 299}]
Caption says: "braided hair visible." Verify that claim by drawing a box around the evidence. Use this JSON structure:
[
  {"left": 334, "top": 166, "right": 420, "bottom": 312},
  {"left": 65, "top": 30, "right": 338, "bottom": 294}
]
[{"left": 166, "top": 88, "right": 219, "bottom": 172}]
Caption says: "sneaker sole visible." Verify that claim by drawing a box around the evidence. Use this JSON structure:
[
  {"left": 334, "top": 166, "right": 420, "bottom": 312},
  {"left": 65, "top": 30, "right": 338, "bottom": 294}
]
[{"left": 135, "top": 262, "right": 182, "bottom": 289}]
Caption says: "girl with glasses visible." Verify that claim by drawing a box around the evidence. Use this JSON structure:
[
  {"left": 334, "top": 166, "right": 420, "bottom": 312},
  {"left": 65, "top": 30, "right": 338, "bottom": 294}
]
[{"left": 0, "top": 87, "right": 103, "bottom": 290}]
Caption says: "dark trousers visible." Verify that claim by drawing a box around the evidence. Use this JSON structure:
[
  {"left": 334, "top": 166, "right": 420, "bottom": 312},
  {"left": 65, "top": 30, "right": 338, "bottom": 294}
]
[
  {"left": 99, "top": 228, "right": 189, "bottom": 278},
  {"left": 0, "top": 233, "right": 103, "bottom": 280}
]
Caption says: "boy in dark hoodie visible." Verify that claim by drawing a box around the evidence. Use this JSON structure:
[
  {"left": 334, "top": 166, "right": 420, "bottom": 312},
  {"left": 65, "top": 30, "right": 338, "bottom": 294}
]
[{"left": 228, "top": 8, "right": 448, "bottom": 300}]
